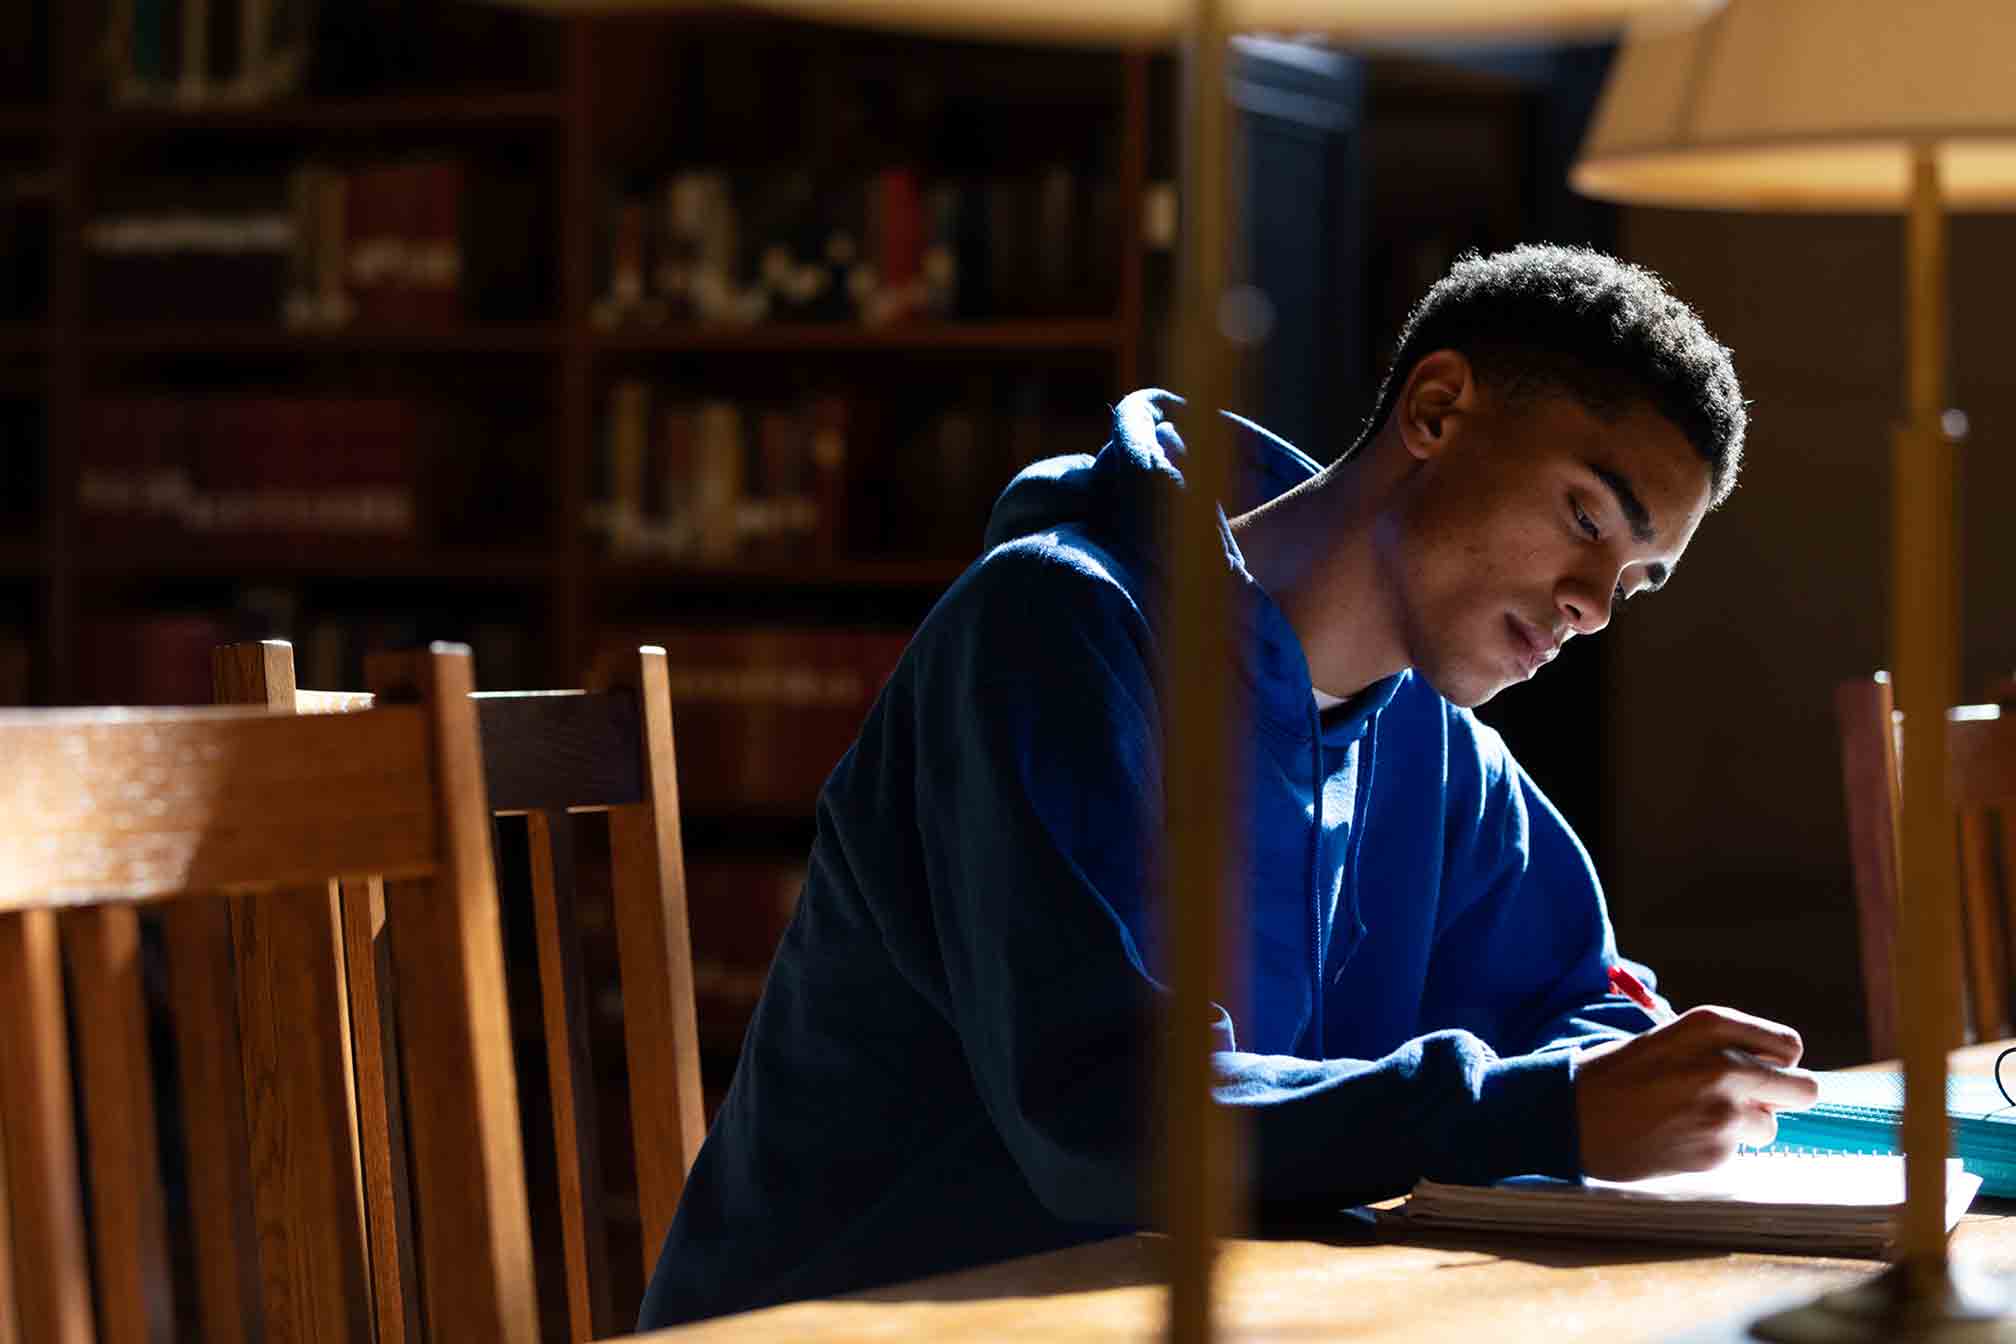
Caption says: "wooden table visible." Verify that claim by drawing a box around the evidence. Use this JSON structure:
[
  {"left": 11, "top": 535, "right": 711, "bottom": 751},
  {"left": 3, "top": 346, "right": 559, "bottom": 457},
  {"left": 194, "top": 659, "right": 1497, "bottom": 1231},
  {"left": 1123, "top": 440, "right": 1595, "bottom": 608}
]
[{"left": 635, "top": 1042, "right": 2016, "bottom": 1342}]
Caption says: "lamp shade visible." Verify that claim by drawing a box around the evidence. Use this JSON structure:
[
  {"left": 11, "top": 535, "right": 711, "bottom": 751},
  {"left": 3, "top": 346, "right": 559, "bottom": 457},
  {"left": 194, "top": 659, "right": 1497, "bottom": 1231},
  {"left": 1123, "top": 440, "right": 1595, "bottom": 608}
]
[
  {"left": 1574, "top": 0, "right": 2016, "bottom": 211},
  {"left": 487, "top": 0, "right": 1722, "bottom": 45}
]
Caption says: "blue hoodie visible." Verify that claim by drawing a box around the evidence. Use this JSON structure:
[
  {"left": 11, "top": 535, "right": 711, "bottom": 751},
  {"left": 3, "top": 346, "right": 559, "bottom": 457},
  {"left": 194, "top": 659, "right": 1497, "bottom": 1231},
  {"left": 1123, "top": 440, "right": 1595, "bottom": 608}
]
[{"left": 637, "top": 389, "right": 1656, "bottom": 1328}]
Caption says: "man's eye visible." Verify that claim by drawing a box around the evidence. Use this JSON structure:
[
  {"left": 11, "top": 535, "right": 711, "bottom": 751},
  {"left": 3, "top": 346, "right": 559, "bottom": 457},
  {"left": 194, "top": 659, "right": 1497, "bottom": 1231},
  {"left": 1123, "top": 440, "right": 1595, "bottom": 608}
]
[{"left": 1573, "top": 500, "right": 1600, "bottom": 541}]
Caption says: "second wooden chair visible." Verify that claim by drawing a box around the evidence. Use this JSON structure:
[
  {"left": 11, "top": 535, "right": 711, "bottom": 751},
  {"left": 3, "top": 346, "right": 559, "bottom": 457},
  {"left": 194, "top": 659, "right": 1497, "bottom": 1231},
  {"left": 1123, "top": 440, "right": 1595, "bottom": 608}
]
[
  {"left": 0, "top": 644, "right": 537, "bottom": 1344},
  {"left": 185, "top": 640, "right": 706, "bottom": 1343},
  {"left": 1837, "top": 671, "right": 2016, "bottom": 1059}
]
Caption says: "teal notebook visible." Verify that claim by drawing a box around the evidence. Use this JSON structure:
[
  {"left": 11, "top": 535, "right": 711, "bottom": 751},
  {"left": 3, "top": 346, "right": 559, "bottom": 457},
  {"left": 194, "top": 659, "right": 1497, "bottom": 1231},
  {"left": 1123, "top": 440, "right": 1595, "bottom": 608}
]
[{"left": 1762, "top": 1071, "right": 2016, "bottom": 1197}]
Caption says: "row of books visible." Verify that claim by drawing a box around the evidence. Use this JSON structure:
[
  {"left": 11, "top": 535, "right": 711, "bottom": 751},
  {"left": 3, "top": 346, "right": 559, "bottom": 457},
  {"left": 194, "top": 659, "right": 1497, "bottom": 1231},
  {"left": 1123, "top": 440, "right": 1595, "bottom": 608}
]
[
  {"left": 587, "top": 383, "right": 846, "bottom": 565},
  {"left": 107, "top": 0, "right": 310, "bottom": 106},
  {"left": 602, "top": 625, "right": 908, "bottom": 811},
  {"left": 586, "top": 380, "right": 1109, "bottom": 565},
  {"left": 78, "top": 397, "right": 416, "bottom": 541},
  {"left": 285, "top": 158, "right": 463, "bottom": 329},
  {"left": 88, "top": 159, "right": 545, "bottom": 325},
  {"left": 594, "top": 163, "right": 1120, "bottom": 329}
]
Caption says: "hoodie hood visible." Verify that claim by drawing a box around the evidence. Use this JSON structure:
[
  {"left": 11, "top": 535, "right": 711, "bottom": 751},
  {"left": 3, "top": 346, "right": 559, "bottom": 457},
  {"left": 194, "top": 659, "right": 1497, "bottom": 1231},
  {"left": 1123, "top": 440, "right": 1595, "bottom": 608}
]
[
  {"left": 982, "top": 388, "right": 1326, "bottom": 562},
  {"left": 982, "top": 388, "right": 1400, "bottom": 748}
]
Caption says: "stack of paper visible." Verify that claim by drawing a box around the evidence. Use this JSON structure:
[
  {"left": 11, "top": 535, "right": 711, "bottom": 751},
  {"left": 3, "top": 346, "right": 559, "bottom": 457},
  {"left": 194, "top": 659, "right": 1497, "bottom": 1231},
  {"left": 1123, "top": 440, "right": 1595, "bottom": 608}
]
[
  {"left": 1768, "top": 1072, "right": 2016, "bottom": 1196},
  {"left": 1403, "top": 1154, "right": 1980, "bottom": 1257}
]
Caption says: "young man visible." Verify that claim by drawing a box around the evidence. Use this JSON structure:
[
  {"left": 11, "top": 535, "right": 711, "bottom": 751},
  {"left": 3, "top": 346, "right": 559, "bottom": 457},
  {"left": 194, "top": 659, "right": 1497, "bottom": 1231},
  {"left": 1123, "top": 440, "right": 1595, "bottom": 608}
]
[{"left": 637, "top": 244, "right": 1820, "bottom": 1328}]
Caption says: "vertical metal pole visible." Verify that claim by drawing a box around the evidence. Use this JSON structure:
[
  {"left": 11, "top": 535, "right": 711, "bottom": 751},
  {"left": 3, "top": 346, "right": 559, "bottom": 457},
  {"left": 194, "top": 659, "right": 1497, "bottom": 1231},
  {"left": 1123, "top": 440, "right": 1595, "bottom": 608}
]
[
  {"left": 1752, "top": 144, "right": 2016, "bottom": 1344},
  {"left": 1893, "top": 143, "right": 1960, "bottom": 1290},
  {"left": 1165, "top": 2, "right": 1239, "bottom": 1340}
]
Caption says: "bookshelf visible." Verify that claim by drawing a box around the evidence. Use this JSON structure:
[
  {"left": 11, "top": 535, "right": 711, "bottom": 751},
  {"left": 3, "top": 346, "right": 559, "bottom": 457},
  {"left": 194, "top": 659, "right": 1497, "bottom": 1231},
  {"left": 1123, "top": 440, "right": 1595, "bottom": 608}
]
[
  {"left": 11, "top": 16, "right": 1152, "bottom": 1303},
  {"left": 10, "top": 7, "right": 1150, "bottom": 712}
]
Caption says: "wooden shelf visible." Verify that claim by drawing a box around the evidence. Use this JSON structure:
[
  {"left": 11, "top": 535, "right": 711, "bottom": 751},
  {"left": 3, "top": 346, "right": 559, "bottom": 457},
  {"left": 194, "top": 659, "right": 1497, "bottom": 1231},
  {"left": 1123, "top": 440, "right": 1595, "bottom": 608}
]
[
  {"left": 88, "top": 323, "right": 563, "bottom": 354},
  {"left": 86, "top": 92, "right": 565, "bottom": 135},
  {"left": 74, "top": 541, "right": 553, "bottom": 582},
  {"left": 593, "top": 557, "right": 967, "bottom": 589},
  {"left": 593, "top": 318, "right": 1126, "bottom": 355}
]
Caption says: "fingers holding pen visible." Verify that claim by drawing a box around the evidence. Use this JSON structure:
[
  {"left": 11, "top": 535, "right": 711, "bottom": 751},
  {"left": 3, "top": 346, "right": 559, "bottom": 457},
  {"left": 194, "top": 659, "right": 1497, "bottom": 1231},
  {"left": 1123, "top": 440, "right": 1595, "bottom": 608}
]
[
  {"left": 1665, "top": 1004, "right": 1807, "bottom": 1068},
  {"left": 1573, "top": 1003, "right": 1821, "bottom": 1181}
]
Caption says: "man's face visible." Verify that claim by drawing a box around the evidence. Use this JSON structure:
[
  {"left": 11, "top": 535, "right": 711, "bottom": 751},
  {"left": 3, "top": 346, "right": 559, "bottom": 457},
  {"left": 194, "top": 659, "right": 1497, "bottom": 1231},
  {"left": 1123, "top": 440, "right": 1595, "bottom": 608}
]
[{"left": 1380, "top": 383, "right": 1713, "bottom": 709}]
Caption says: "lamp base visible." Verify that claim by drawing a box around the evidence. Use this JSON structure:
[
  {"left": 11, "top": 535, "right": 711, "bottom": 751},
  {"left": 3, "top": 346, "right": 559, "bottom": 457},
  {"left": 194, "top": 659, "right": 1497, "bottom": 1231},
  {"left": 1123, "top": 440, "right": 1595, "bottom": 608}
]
[{"left": 1749, "top": 1263, "right": 2016, "bottom": 1342}]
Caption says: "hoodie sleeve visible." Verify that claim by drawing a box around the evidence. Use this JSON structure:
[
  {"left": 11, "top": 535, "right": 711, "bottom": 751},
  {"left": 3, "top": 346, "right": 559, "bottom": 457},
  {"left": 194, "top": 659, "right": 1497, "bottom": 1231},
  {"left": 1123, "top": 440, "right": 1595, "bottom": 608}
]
[
  {"left": 909, "top": 548, "right": 1590, "bottom": 1224},
  {"left": 1419, "top": 708, "right": 1658, "bottom": 1059}
]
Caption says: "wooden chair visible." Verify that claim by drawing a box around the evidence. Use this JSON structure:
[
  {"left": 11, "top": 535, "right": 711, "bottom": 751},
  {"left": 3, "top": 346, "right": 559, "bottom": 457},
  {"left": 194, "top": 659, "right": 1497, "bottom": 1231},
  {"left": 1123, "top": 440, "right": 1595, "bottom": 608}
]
[
  {"left": 0, "top": 645, "right": 537, "bottom": 1344},
  {"left": 1838, "top": 671, "right": 2016, "bottom": 1058},
  {"left": 200, "top": 640, "right": 705, "bottom": 1343}
]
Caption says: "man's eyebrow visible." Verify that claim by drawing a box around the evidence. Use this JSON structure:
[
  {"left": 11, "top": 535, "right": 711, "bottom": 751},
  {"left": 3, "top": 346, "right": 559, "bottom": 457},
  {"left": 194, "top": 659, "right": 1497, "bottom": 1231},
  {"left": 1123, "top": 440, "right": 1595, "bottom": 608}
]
[{"left": 1590, "top": 463, "right": 1657, "bottom": 545}]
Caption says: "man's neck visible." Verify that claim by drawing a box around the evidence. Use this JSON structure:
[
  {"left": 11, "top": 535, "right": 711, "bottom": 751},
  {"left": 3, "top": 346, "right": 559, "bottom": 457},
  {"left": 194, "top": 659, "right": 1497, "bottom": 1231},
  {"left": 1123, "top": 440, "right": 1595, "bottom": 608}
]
[{"left": 1228, "top": 440, "right": 1410, "bottom": 700}]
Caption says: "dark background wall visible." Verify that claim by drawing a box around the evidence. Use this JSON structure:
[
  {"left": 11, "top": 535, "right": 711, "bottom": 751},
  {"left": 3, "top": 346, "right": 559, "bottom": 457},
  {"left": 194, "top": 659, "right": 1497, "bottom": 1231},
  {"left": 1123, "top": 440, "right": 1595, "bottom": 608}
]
[{"left": 1602, "top": 208, "right": 2016, "bottom": 1067}]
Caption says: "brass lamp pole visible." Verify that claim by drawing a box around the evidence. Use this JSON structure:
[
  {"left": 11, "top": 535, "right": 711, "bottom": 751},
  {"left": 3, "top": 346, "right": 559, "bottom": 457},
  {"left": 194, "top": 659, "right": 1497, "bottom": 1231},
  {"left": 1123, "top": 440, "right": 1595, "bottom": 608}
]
[{"left": 1575, "top": 2, "right": 2016, "bottom": 1335}]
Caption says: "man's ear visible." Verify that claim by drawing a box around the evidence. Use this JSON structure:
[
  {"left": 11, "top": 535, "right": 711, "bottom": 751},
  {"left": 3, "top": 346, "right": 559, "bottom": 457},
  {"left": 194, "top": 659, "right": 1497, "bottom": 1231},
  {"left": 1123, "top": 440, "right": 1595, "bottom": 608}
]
[{"left": 1397, "top": 350, "right": 1474, "bottom": 462}]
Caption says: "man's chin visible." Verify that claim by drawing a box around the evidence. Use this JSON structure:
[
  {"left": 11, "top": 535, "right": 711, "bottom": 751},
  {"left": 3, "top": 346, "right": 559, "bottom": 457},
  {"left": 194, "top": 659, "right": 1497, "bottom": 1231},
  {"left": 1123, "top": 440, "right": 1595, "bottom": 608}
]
[{"left": 1411, "top": 659, "right": 1508, "bottom": 709}]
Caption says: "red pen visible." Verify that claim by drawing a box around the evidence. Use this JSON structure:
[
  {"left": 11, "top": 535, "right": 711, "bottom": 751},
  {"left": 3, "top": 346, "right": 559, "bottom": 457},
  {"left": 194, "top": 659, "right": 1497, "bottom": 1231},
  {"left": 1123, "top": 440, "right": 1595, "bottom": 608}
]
[
  {"left": 1607, "top": 963, "right": 1674, "bottom": 1025},
  {"left": 1608, "top": 962, "right": 1793, "bottom": 1077}
]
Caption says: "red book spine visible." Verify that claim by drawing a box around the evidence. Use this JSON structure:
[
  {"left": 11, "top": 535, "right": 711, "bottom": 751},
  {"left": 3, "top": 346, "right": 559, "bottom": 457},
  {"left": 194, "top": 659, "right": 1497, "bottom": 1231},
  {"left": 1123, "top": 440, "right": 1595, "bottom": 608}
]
[
  {"left": 346, "top": 163, "right": 393, "bottom": 326},
  {"left": 411, "top": 159, "right": 464, "bottom": 326},
  {"left": 877, "top": 167, "right": 924, "bottom": 323}
]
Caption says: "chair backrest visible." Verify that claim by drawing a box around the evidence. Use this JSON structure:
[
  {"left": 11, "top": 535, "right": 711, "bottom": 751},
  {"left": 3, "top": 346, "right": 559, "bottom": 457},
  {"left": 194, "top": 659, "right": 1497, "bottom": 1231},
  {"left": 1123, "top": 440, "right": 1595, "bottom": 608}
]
[
  {"left": 211, "top": 640, "right": 705, "bottom": 1343},
  {"left": 1838, "top": 672, "right": 2016, "bottom": 1057},
  {"left": 0, "top": 645, "right": 537, "bottom": 1344}
]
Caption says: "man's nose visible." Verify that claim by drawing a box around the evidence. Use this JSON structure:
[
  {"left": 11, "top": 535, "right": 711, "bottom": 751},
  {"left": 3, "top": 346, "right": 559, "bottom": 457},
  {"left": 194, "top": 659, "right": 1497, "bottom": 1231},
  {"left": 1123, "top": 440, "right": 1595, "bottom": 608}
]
[{"left": 1557, "top": 581, "right": 1611, "bottom": 636}]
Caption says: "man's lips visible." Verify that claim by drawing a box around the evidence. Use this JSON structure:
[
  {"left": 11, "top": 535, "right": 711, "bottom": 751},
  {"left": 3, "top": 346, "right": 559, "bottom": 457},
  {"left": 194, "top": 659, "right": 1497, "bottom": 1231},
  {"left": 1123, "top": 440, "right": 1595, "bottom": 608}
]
[{"left": 1506, "top": 613, "right": 1560, "bottom": 676}]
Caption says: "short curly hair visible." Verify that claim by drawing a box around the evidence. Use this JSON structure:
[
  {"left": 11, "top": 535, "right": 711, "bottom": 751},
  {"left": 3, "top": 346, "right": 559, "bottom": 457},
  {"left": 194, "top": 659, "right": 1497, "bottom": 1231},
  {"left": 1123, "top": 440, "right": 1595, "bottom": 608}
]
[{"left": 1354, "top": 244, "right": 1747, "bottom": 506}]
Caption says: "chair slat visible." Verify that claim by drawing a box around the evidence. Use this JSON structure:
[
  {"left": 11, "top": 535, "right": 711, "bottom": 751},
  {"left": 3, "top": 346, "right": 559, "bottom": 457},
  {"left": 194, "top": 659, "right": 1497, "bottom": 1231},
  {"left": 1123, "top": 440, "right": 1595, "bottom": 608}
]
[
  {"left": 1837, "top": 676, "right": 1904, "bottom": 1059},
  {"left": 0, "top": 1121, "right": 20, "bottom": 1344},
  {"left": 527, "top": 809, "right": 613, "bottom": 1342},
  {"left": 2001, "top": 810, "right": 2016, "bottom": 1038},
  {"left": 339, "top": 876, "right": 420, "bottom": 1344},
  {"left": 63, "top": 906, "right": 174, "bottom": 1344},
  {"left": 0, "top": 710, "right": 436, "bottom": 906},
  {"left": 214, "top": 636, "right": 377, "bottom": 1344},
  {"left": 0, "top": 910, "right": 96, "bottom": 1344},
  {"left": 1958, "top": 810, "right": 2007, "bottom": 1041},
  {"left": 476, "top": 692, "right": 646, "bottom": 814},
  {"left": 159, "top": 895, "right": 260, "bottom": 1344},
  {"left": 232, "top": 884, "right": 376, "bottom": 1344},
  {"left": 1951, "top": 710, "right": 2016, "bottom": 806},
  {"left": 369, "top": 649, "right": 539, "bottom": 1344},
  {"left": 595, "top": 649, "right": 706, "bottom": 1277}
]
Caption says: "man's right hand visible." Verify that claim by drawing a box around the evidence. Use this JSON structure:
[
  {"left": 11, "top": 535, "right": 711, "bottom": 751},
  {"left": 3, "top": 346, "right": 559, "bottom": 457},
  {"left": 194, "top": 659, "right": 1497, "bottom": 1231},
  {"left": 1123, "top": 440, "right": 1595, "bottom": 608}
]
[{"left": 1572, "top": 1006, "right": 1822, "bottom": 1181}]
